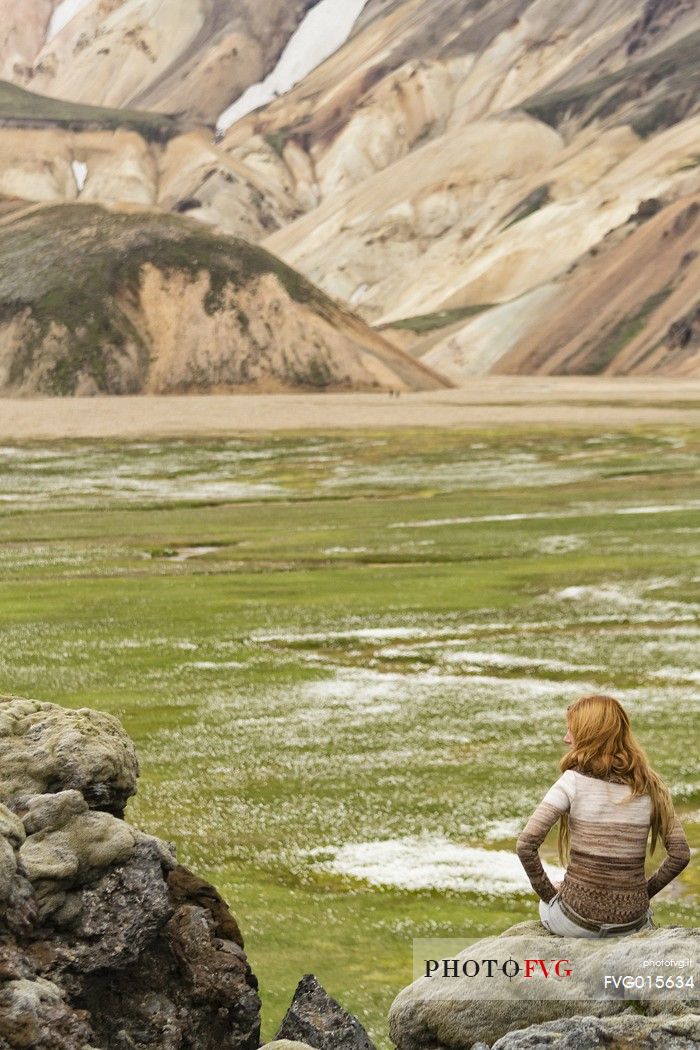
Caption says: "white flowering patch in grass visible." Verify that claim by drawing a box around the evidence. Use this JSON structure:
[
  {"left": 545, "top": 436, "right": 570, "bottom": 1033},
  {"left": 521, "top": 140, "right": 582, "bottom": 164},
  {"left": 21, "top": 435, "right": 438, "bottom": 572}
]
[
  {"left": 389, "top": 501, "right": 700, "bottom": 530},
  {"left": 648, "top": 667, "right": 700, "bottom": 684},
  {"left": 455, "top": 674, "right": 586, "bottom": 701},
  {"left": 0, "top": 443, "right": 289, "bottom": 509},
  {"left": 0, "top": 474, "right": 284, "bottom": 509},
  {"left": 536, "top": 534, "right": 585, "bottom": 554},
  {"left": 298, "top": 669, "right": 412, "bottom": 717},
  {"left": 304, "top": 836, "right": 564, "bottom": 894},
  {"left": 254, "top": 619, "right": 640, "bottom": 650},
  {"left": 612, "top": 503, "right": 700, "bottom": 515},
  {"left": 321, "top": 546, "right": 371, "bottom": 554},
  {"left": 252, "top": 625, "right": 445, "bottom": 643},
  {"left": 486, "top": 625, "right": 699, "bottom": 700},
  {"left": 184, "top": 661, "right": 247, "bottom": 670},
  {"left": 165, "top": 546, "right": 221, "bottom": 561},
  {"left": 1, "top": 435, "right": 695, "bottom": 515},
  {"left": 321, "top": 454, "right": 597, "bottom": 493},
  {"left": 425, "top": 649, "right": 602, "bottom": 675},
  {"left": 481, "top": 818, "right": 529, "bottom": 842},
  {"left": 296, "top": 664, "right": 582, "bottom": 712},
  {"left": 554, "top": 578, "right": 690, "bottom": 621},
  {"left": 0, "top": 542, "right": 118, "bottom": 569}
]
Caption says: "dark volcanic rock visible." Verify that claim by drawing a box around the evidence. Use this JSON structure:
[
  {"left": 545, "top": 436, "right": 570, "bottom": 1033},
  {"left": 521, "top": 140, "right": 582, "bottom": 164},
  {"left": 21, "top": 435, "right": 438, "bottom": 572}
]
[
  {"left": 275, "top": 974, "right": 376, "bottom": 1050},
  {"left": 167, "top": 863, "right": 245, "bottom": 948},
  {"left": 631, "top": 198, "right": 663, "bottom": 222},
  {"left": 0, "top": 694, "right": 262, "bottom": 1050},
  {"left": 48, "top": 838, "right": 176, "bottom": 975},
  {"left": 75, "top": 901, "right": 260, "bottom": 1050},
  {"left": 0, "top": 966, "right": 99, "bottom": 1050}
]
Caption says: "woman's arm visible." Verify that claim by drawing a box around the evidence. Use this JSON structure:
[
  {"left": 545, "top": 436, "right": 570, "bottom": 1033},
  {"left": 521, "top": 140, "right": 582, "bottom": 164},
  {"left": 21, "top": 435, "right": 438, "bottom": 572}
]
[
  {"left": 516, "top": 770, "right": 576, "bottom": 903},
  {"left": 647, "top": 813, "right": 691, "bottom": 898}
]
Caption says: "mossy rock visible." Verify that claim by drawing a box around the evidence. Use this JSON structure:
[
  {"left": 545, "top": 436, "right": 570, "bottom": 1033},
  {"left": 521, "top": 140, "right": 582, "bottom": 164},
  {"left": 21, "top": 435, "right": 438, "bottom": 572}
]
[{"left": 0, "top": 696, "right": 139, "bottom": 816}]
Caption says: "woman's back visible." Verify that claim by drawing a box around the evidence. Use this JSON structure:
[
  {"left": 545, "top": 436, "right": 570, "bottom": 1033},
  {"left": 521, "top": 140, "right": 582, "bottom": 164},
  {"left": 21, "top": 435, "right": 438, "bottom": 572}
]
[
  {"left": 517, "top": 766, "right": 690, "bottom": 925},
  {"left": 564, "top": 769, "right": 651, "bottom": 923}
]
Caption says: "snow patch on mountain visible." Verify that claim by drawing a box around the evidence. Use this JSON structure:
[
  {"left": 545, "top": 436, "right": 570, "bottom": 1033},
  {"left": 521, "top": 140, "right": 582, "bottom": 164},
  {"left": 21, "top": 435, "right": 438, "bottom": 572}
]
[
  {"left": 47, "top": 0, "right": 93, "bottom": 42},
  {"left": 71, "top": 160, "right": 88, "bottom": 192},
  {"left": 216, "top": 0, "right": 369, "bottom": 134}
]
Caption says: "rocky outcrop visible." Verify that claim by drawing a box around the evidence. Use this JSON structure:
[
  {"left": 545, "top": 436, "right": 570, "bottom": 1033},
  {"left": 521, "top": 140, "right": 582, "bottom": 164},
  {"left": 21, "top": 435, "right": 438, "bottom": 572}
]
[
  {"left": 0, "top": 695, "right": 139, "bottom": 816},
  {"left": 0, "top": 120, "right": 302, "bottom": 241},
  {"left": 389, "top": 919, "right": 699, "bottom": 1049},
  {"left": 490, "top": 1009, "right": 700, "bottom": 1049},
  {"left": 666, "top": 302, "right": 700, "bottom": 354},
  {"left": 0, "top": 203, "right": 450, "bottom": 395},
  {"left": 0, "top": 693, "right": 261, "bottom": 1050},
  {"left": 0, "top": 0, "right": 321, "bottom": 124},
  {"left": 274, "top": 974, "right": 376, "bottom": 1050},
  {"left": 0, "top": 693, "right": 378, "bottom": 1049}
]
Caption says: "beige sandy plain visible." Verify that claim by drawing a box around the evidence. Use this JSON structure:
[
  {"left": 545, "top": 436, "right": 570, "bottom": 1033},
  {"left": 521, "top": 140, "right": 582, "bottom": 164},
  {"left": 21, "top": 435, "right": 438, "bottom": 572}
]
[{"left": 0, "top": 378, "right": 698, "bottom": 439}]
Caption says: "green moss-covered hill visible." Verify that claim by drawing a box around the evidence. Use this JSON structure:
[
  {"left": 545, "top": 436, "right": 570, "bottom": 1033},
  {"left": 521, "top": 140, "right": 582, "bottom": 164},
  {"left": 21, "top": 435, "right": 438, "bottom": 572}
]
[
  {"left": 0, "top": 80, "right": 183, "bottom": 141},
  {"left": 0, "top": 204, "right": 450, "bottom": 396}
]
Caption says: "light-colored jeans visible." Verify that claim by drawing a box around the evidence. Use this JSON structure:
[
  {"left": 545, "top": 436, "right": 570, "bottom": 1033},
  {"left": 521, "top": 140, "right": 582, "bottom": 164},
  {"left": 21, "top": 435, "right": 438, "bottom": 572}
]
[{"left": 539, "top": 894, "right": 655, "bottom": 938}]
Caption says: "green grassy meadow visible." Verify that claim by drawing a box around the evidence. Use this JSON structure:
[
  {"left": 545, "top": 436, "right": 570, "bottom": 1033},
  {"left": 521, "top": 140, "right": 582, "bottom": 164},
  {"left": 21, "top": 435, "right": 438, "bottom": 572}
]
[{"left": 0, "top": 426, "right": 698, "bottom": 1045}]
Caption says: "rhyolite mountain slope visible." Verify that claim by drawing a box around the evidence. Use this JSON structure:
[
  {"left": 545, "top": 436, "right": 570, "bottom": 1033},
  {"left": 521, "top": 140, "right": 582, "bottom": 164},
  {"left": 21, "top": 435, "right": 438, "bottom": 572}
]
[
  {"left": 0, "top": 0, "right": 320, "bottom": 123},
  {"left": 252, "top": 0, "right": 700, "bottom": 377},
  {"left": 0, "top": 204, "right": 448, "bottom": 395},
  {"left": 0, "top": 80, "right": 301, "bottom": 237},
  {"left": 437, "top": 195, "right": 700, "bottom": 378},
  {"left": 1, "top": 0, "right": 699, "bottom": 380}
]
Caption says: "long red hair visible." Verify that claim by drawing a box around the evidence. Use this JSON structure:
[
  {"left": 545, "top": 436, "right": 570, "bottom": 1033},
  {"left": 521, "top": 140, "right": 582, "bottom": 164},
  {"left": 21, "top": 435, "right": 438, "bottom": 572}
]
[{"left": 557, "top": 694, "right": 675, "bottom": 863}]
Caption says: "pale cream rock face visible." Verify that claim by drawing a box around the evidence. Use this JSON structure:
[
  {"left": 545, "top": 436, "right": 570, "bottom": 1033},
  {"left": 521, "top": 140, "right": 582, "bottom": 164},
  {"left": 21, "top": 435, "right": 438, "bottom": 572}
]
[
  {"left": 3, "top": 0, "right": 325, "bottom": 121},
  {"left": 0, "top": 0, "right": 699, "bottom": 379},
  {"left": 0, "top": 0, "right": 53, "bottom": 79}
]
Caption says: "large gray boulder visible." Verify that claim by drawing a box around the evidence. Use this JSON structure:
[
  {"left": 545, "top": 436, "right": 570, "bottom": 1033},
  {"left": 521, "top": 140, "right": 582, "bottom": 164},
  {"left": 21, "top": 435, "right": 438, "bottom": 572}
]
[
  {"left": 491, "top": 1009, "right": 700, "bottom": 1048},
  {"left": 389, "top": 919, "right": 699, "bottom": 1049},
  {"left": 0, "top": 694, "right": 261, "bottom": 1050}
]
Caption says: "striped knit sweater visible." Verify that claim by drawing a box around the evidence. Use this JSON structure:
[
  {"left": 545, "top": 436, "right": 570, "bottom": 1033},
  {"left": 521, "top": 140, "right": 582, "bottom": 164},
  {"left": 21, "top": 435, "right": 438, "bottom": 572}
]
[{"left": 516, "top": 768, "right": 691, "bottom": 924}]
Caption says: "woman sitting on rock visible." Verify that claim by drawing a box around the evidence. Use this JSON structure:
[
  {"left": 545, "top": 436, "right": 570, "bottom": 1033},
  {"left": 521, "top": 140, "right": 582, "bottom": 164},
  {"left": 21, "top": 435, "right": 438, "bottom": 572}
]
[{"left": 516, "top": 693, "right": 690, "bottom": 937}]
